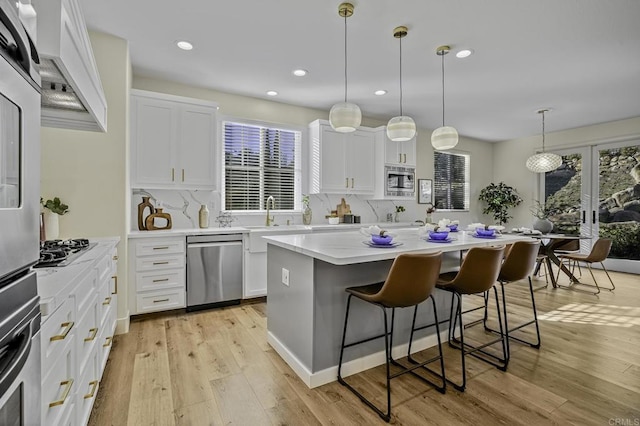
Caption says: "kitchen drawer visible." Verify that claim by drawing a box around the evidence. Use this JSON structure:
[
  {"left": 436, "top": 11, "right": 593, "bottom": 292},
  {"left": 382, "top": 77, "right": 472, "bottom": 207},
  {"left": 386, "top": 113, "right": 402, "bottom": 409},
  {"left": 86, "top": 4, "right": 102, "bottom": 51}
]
[
  {"left": 76, "top": 294, "right": 99, "bottom": 376},
  {"left": 136, "top": 268, "right": 185, "bottom": 291},
  {"left": 42, "top": 334, "right": 76, "bottom": 426},
  {"left": 76, "top": 345, "right": 100, "bottom": 426},
  {"left": 98, "top": 299, "right": 117, "bottom": 377},
  {"left": 41, "top": 298, "right": 76, "bottom": 375},
  {"left": 136, "top": 254, "right": 184, "bottom": 272},
  {"left": 136, "top": 238, "right": 185, "bottom": 256},
  {"left": 73, "top": 268, "right": 98, "bottom": 317},
  {"left": 136, "top": 289, "right": 185, "bottom": 314},
  {"left": 99, "top": 278, "right": 114, "bottom": 326}
]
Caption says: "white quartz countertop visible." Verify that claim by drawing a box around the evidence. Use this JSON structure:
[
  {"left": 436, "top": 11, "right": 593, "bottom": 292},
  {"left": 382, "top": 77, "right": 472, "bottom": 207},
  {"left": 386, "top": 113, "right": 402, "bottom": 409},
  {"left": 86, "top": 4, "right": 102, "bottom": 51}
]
[
  {"left": 36, "top": 237, "right": 120, "bottom": 318},
  {"left": 263, "top": 229, "right": 535, "bottom": 265}
]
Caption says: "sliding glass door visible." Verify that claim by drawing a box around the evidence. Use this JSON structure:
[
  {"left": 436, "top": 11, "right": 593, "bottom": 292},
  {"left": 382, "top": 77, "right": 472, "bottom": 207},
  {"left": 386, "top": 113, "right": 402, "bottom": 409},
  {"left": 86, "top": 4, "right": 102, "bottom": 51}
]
[{"left": 541, "top": 141, "right": 640, "bottom": 273}]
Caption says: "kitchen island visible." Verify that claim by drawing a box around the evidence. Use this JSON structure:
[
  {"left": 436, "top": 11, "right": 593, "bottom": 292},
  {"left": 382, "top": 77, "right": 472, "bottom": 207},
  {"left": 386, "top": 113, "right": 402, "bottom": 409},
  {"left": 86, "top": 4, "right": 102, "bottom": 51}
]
[{"left": 263, "top": 229, "right": 533, "bottom": 388}]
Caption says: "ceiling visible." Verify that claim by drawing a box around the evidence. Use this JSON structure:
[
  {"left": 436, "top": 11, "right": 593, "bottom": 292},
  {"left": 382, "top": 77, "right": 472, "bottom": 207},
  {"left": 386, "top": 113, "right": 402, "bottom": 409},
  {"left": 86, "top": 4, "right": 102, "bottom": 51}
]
[{"left": 79, "top": 0, "right": 640, "bottom": 142}]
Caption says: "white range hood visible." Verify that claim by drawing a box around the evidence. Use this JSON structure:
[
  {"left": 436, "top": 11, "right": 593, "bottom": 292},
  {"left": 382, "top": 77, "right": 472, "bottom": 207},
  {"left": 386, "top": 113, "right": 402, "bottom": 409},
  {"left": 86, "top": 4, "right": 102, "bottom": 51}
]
[{"left": 33, "top": 0, "right": 107, "bottom": 132}]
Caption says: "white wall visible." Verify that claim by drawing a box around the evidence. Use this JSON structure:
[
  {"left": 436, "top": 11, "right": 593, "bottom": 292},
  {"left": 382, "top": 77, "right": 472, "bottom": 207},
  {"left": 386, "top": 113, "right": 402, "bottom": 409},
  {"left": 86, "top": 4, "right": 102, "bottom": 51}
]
[
  {"left": 40, "top": 31, "right": 131, "bottom": 329},
  {"left": 493, "top": 116, "right": 640, "bottom": 227}
]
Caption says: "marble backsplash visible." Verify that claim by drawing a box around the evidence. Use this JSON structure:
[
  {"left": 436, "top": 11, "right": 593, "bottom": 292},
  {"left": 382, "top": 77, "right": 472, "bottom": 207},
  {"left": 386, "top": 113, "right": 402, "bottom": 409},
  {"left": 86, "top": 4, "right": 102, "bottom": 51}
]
[{"left": 131, "top": 189, "right": 479, "bottom": 230}]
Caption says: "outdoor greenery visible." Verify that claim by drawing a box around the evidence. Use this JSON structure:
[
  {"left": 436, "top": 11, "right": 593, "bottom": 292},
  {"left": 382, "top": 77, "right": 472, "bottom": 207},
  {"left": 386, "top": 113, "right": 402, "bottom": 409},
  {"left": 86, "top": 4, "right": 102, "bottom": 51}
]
[
  {"left": 599, "top": 222, "right": 640, "bottom": 260},
  {"left": 478, "top": 182, "right": 523, "bottom": 225}
]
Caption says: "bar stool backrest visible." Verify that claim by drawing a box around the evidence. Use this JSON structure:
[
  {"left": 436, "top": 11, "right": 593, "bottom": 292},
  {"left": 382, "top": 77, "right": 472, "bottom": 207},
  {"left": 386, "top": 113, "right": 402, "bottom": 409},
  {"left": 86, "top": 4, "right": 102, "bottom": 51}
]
[
  {"left": 373, "top": 252, "right": 443, "bottom": 308},
  {"left": 499, "top": 240, "right": 540, "bottom": 283},
  {"left": 448, "top": 246, "right": 505, "bottom": 294},
  {"left": 584, "top": 238, "right": 612, "bottom": 263}
]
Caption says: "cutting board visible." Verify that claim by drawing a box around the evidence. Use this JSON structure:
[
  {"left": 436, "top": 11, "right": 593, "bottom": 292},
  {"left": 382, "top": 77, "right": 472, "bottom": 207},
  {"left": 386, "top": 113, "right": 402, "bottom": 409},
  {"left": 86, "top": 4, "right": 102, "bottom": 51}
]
[{"left": 336, "top": 198, "right": 351, "bottom": 222}]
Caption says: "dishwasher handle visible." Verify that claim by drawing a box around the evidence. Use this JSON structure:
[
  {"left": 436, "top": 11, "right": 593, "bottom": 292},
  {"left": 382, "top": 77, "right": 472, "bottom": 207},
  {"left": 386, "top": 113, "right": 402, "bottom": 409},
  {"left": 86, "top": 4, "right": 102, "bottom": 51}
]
[
  {"left": 187, "top": 234, "right": 243, "bottom": 244},
  {"left": 187, "top": 241, "right": 242, "bottom": 249}
]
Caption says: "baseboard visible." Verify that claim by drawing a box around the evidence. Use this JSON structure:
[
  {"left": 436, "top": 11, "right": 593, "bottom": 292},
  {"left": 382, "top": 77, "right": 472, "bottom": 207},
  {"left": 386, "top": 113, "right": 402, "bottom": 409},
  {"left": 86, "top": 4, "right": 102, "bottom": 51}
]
[{"left": 267, "top": 330, "right": 449, "bottom": 389}]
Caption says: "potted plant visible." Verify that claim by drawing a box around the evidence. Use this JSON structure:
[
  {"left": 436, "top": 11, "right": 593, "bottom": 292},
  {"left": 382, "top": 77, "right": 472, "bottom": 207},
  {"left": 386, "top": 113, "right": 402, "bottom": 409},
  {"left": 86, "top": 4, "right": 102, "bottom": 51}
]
[
  {"left": 302, "top": 194, "right": 312, "bottom": 225},
  {"left": 478, "top": 182, "right": 523, "bottom": 225},
  {"left": 530, "top": 200, "right": 554, "bottom": 233},
  {"left": 41, "top": 197, "right": 69, "bottom": 240},
  {"left": 394, "top": 205, "right": 405, "bottom": 222},
  {"left": 425, "top": 203, "right": 436, "bottom": 224}
]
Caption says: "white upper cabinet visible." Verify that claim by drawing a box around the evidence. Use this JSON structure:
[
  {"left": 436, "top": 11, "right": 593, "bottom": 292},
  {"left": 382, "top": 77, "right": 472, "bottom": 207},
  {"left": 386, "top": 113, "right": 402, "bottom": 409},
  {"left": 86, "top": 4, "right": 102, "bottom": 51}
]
[
  {"left": 130, "top": 90, "right": 218, "bottom": 189},
  {"left": 309, "top": 120, "right": 375, "bottom": 194},
  {"left": 377, "top": 126, "right": 416, "bottom": 166}
]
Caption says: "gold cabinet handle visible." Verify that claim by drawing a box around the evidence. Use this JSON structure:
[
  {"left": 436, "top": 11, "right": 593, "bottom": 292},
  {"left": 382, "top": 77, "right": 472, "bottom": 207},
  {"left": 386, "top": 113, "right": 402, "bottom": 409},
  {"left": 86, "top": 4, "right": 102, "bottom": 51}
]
[
  {"left": 153, "top": 298, "right": 170, "bottom": 303},
  {"left": 84, "top": 380, "right": 98, "bottom": 399},
  {"left": 399, "top": 153, "right": 402, "bottom": 163},
  {"left": 84, "top": 327, "right": 98, "bottom": 342},
  {"left": 49, "top": 379, "right": 74, "bottom": 407},
  {"left": 152, "top": 278, "right": 169, "bottom": 283},
  {"left": 403, "top": 153, "right": 407, "bottom": 163},
  {"left": 171, "top": 168, "right": 175, "bottom": 181},
  {"left": 153, "top": 261, "right": 169, "bottom": 265},
  {"left": 351, "top": 178, "right": 354, "bottom": 188},
  {"left": 152, "top": 246, "right": 169, "bottom": 250},
  {"left": 103, "top": 297, "right": 112, "bottom": 305},
  {"left": 113, "top": 255, "right": 119, "bottom": 261},
  {"left": 182, "top": 168, "right": 185, "bottom": 182},
  {"left": 50, "top": 322, "right": 74, "bottom": 341},
  {"left": 345, "top": 178, "right": 348, "bottom": 188},
  {"left": 112, "top": 275, "right": 118, "bottom": 295},
  {"left": 103, "top": 336, "right": 113, "bottom": 347}
]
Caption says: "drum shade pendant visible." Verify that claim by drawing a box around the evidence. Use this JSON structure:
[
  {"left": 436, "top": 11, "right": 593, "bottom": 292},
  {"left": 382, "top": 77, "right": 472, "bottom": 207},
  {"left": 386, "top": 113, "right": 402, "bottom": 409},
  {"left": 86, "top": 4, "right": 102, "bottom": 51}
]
[
  {"left": 431, "top": 45, "right": 459, "bottom": 150},
  {"left": 387, "top": 26, "right": 416, "bottom": 142},
  {"left": 526, "top": 109, "right": 562, "bottom": 173},
  {"left": 329, "top": 3, "right": 362, "bottom": 133}
]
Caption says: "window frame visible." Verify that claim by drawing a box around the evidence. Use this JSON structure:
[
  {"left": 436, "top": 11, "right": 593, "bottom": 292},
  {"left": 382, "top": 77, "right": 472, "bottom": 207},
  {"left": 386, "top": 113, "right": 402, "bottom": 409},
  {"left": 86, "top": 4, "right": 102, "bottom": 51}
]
[
  {"left": 220, "top": 116, "right": 304, "bottom": 213},
  {"left": 433, "top": 150, "right": 470, "bottom": 212}
]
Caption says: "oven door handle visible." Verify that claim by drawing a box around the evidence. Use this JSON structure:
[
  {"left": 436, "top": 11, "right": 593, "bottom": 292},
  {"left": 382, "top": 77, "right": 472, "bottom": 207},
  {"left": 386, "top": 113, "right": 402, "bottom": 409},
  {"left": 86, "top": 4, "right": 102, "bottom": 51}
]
[{"left": 0, "top": 321, "right": 32, "bottom": 397}]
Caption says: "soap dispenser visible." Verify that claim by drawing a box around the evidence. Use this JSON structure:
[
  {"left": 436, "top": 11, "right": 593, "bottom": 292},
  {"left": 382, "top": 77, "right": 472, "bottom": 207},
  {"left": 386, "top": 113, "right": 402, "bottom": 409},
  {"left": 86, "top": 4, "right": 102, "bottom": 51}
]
[{"left": 199, "top": 204, "right": 210, "bottom": 228}]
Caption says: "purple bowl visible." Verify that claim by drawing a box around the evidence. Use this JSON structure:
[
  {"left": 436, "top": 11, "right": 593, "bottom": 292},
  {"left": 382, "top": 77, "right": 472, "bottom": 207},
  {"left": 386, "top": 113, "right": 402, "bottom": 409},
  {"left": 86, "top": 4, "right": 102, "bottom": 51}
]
[
  {"left": 475, "top": 227, "right": 495, "bottom": 237},
  {"left": 428, "top": 230, "right": 450, "bottom": 240},
  {"left": 447, "top": 224, "right": 458, "bottom": 231},
  {"left": 371, "top": 235, "right": 393, "bottom": 245}
]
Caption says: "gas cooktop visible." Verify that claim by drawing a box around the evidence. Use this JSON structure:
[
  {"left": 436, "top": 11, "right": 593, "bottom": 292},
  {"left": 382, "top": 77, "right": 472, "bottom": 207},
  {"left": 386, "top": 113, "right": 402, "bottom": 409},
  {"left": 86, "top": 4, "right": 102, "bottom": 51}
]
[{"left": 34, "top": 238, "right": 96, "bottom": 268}]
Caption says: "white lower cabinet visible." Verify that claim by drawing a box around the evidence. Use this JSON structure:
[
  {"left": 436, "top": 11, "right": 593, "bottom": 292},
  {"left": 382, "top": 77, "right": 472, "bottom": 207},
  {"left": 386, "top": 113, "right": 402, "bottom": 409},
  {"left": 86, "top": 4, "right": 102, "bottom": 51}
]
[
  {"left": 129, "top": 236, "right": 186, "bottom": 314},
  {"left": 39, "top": 240, "right": 119, "bottom": 426}
]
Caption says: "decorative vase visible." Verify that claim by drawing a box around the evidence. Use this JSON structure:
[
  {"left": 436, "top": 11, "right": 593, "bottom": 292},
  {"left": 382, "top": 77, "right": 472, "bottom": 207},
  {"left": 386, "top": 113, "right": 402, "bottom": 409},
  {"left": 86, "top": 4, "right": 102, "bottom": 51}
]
[
  {"left": 533, "top": 218, "right": 553, "bottom": 234},
  {"left": 426, "top": 213, "right": 432, "bottom": 224},
  {"left": 302, "top": 206, "right": 312, "bottom": 225},
  {"left": 394, "top": 212, "right": 400, "bottom": 222},
  {"left": 137, "top": 196, "right": 155, "bottom": 230},
  {"left": 44, "top": 211, "right": 59, "bottom": 240},
  {"left": 199, "top": 204, "right": 210, "bottom": 228}
]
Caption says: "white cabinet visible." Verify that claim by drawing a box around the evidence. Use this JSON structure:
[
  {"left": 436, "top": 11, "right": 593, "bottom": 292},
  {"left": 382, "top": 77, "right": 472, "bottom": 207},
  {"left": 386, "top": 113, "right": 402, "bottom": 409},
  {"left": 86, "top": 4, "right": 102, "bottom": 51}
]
[
  {"left": 129, "top": 236, "right": 186, "bottom": 314},
  {"left": 131, "top": 90, "right": 218, "bottom": 189},
  {"left": 309, "top": 119, "right": 375, "bottom": 194},
  {"left": 377, "top": 126, "right": 416, "bottom": 166}
]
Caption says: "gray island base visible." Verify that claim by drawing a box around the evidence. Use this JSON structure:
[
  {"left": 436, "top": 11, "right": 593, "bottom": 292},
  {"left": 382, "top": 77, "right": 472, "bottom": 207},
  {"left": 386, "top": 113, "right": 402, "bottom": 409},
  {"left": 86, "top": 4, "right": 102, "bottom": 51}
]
[{"left": 264, "top": 229, "right": 533, "bottom": 388}]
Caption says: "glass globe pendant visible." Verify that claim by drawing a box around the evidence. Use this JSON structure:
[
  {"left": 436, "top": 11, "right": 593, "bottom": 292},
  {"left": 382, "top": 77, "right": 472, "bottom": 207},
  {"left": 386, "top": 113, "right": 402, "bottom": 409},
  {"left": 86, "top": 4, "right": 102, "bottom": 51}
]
[{"left": 526, "top": 109, "right": 562, "bottom": 173}]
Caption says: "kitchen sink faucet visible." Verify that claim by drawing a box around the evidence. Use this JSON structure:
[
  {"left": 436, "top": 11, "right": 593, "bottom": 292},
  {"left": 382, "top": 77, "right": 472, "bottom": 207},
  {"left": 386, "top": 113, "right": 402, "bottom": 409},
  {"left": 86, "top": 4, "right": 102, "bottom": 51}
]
[{"left": 265, "top": 196, "right": 275, "bottom": 226}]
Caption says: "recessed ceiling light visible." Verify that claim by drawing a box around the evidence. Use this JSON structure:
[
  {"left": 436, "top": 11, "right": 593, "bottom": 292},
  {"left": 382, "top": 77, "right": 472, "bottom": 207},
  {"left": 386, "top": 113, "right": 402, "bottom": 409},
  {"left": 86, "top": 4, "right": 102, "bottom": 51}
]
[
  {"left": 176, "top": 41, "right": 193, "bottom": 51},
  {"left": 374, "top": 90, "right": 387, "bottom": 96},
  {"left": 266, "top": 90, "right": 278, "bottom": 96},
  {"left": 456, "top": 49, "right": 473, "bottom": 58},
  {"left": 293, "top": 69, "right": 308, "bottom": 77}
]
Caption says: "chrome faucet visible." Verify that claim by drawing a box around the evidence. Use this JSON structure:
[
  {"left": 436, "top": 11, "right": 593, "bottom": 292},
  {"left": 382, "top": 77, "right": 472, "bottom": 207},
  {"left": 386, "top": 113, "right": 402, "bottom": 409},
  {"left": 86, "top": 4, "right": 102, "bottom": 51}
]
[{"left": 265, "top": 195, "right": 275, "bottom": 226}]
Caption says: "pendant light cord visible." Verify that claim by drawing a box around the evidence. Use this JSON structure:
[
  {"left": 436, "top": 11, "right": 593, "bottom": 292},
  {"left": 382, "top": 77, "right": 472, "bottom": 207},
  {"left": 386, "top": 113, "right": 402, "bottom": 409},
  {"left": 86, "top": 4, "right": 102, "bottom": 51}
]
[
  {"left": 441, "top": 52, "right": 445, "bottom": 127},
  {"left": 344, "top": 13, "right": 348, "bottom": 103},
  {"left": 541, "top": 110, "right": 546, "bottom": 151},
  {"left": 399, "top": 35, "right": 403, "bottom": 116}
]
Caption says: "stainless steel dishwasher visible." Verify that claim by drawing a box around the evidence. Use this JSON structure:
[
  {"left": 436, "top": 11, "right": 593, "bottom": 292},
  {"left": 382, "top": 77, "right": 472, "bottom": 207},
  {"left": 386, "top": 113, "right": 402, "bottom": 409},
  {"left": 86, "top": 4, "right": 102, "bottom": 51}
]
[{"left": 186, "top": 234, "right": 243, "bottom": 311}]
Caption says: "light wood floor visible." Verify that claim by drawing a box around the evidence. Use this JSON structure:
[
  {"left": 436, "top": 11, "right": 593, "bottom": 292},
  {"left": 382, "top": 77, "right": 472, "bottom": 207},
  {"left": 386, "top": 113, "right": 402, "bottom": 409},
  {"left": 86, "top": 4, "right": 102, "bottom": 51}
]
[{"left": 89, "top": 269, "right": 640, "bottom": 425}]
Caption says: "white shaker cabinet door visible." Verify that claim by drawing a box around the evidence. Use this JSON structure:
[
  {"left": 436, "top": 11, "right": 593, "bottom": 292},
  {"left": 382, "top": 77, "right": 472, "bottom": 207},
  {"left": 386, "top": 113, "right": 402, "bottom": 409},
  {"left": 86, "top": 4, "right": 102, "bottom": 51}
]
[
  {"left": 178, "top": 104, "right": 217, "bottom": 188},
  {"left": 131, "top": 97, "right": 177, "bottom": 187},
  {"left": 318, "top": 126, "right": 349, "bottom": 192},
  {"left": 347, "top": 130, "right": 375, "bottom": 193}
]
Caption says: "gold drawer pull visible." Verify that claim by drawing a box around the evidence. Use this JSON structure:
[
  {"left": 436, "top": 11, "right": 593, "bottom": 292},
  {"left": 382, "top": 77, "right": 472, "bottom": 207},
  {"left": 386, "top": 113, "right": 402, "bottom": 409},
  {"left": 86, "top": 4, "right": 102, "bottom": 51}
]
[
  {"left": 171, "top": 168, "right": 175, "bottom": 181},
  {"left": 84, "top": 327, "right": 98, "bottom": 342},
  {"left": 103, "top": 297, "right": 112, "bottom": 305},
  {"left": 153, "top": 261, "right": 169, "bottom": 265},
  {"left": 112, "top": 275, "right": 118, "bottom": 295},
  {"left": 84, "top": 380, "right": 98, "bottom": 399},
  {"left": 152, "top": 278, "right": 169, "bottom": 283},
  {"left": 351, "top": 177, "right": 354, "bottom": 188},
  {"left": 182, "top": 168, "right": 185, "bottom": 182},
  {"left": 345, "top": 178, "right": 348, "bottom": 188},
  {"left": 153, "top": 246, "right": 169, "bottom": 250},
  {"left": 103, "top": 336, "right": 113, "bottom": 347},
  {"left": 50, "top": 322, "right": 74, "bottom": 341},
  {"left": 49, "top": 379, "right": 74, "bottom": 407},
  {"left": 153, "top": 298, "right": 170, "bottom": 303},
  {"left": 113, "top": 255, "right": 119, "bottom": 261}
]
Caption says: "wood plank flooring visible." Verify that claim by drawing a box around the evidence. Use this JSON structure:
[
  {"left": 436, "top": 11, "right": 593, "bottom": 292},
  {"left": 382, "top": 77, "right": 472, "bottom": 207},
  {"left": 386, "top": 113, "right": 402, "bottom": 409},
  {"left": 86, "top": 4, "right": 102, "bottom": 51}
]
[{"left": 89, "top": 270, "right": 640, "bottom": 425}]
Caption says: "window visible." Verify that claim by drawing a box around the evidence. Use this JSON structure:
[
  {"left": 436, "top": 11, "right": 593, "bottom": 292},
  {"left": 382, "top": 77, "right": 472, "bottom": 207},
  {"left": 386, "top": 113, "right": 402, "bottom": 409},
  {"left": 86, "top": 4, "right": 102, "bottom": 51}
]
[
  {"left": 433, "top": 151, "right": 470, "bottom": 210},
  {"left": 223, "top": 120, "right": 301, "bottom": 211}
]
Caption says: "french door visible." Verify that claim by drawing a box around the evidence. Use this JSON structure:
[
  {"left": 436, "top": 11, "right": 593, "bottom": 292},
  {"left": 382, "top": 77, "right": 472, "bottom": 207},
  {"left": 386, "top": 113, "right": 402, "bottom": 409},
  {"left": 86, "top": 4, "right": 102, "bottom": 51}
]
[{"left": 541, "top": 140, "right": 640, "bottom": 273}]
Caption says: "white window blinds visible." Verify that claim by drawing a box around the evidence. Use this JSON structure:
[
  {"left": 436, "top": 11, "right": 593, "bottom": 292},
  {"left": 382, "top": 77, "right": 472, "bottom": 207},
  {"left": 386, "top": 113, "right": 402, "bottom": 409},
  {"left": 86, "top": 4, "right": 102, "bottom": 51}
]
[
  {"left": 434, "top": 151, "right": 470, "bottom": 211},
  {"left": 223, "top": 121, "right": 301, "bottom": 211}
]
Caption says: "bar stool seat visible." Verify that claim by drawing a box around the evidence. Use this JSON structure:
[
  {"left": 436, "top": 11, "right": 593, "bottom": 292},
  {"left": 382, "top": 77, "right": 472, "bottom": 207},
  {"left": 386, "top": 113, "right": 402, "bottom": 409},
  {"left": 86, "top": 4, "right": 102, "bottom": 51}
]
[{"left": 337, "top": 252, "right": 445, "bottom": 423}]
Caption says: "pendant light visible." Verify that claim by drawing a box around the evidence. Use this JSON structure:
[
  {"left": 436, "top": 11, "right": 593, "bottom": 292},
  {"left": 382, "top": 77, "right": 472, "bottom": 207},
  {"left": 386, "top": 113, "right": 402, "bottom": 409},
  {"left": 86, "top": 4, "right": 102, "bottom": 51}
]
[
  {"left": 526, "top": 109, "right": 562, "bottom": 173},
  {"left": 387, "top": 26, "right": 416, "bottom": 142},
  {"left": 431, "top": 45, "right": 459, "bottom": 150},
  {"left": 329, "top": 3, "right": 362, "bottom": 133}
]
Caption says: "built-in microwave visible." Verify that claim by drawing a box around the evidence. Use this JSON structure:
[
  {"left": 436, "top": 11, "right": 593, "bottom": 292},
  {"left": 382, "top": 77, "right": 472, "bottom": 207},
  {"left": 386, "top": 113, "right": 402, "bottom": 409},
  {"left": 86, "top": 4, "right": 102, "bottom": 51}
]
[{"left": 385, "top": 165, "right": 415, "bottom": 197}]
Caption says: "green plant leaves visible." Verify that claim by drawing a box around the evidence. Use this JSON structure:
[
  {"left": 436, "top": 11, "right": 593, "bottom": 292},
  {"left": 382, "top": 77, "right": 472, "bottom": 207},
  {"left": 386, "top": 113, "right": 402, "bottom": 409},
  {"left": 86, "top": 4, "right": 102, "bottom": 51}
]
[{"left": 478, "top": 182, "right": 523, "bottom": 225}]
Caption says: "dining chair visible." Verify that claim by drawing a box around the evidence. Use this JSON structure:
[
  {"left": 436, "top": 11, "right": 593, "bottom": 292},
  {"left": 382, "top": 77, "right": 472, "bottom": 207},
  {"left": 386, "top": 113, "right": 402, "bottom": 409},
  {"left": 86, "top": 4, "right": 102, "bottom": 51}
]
[
  {"left": 555, "top": 238, "right": 615, "bottom": 295},
  {"left": 337, "top": 252, "right": 445, "bottom": 423},
  {"left": 483, "top": 240, "right": 542, "bottom": 360},
  {"left": 435, "top": 245, "right": 506, "bottom": 391}
]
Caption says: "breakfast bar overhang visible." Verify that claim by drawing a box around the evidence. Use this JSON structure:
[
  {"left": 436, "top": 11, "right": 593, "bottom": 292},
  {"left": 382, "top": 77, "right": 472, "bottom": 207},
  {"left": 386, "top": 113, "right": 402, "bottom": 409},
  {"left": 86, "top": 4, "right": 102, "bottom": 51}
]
[{"left": 263, "top": 229, "right": 533, "bottom": 388}]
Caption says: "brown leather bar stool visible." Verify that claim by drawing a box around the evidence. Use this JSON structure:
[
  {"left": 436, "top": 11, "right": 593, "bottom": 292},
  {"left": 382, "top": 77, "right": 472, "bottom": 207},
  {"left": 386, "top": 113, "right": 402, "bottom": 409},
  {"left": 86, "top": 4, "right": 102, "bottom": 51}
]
[
  {"left": 556, "top": 238, "right": 615, "bottom": 294},
  {"left": 484, "top": 240, "right": 542, "bottom": 360},
  {"left": 337, "top": 252, "right": 445, "bottom": 422},
  {"left": 436, "top": 246, "right": 506, "bottom": 391}
]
